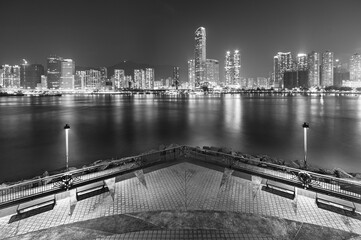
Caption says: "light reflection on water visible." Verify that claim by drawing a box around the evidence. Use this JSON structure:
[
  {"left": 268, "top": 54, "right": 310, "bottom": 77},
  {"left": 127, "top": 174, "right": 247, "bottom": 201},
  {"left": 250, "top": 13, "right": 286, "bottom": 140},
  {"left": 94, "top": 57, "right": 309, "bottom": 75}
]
[{"left": 1, "top": 94, "right": 361, "bottom": 182}]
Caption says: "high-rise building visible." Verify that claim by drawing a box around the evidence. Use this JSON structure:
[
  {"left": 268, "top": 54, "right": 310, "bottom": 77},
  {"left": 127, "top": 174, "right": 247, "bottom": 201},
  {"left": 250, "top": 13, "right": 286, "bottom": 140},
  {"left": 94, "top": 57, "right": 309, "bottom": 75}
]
[
  {"left": 85, "top": 69, "right": 101, "bottom": 90},
  {"left": 321, "top": 51, "right": 334, "bottom": 87},
  {"left": 75, "top": 71, "right": 86, "bottom": 89},
  {"left": 12, "top": 65, "right": 21, "bottom": 88},
  {"left": 60, "top": 59, "right": 75, "bottom": 89},
  {"left": 146, "top": 68, "right": 155, "bottom": 89},
  {"left": 172, "top": 67, "right": 180, "bottom": 89},
  {"left": 100, "top": 67, "right": 107, "bottom": 88},
  {"left": 1, "top": 65, "right": 13, "bottom": 88},
  {"left": 188, "top": 59, "right": 195, "bottom": 89},
  {"left": 41, "top": 75, "right": 47, "bottom": 89},
  {"left": 224, "top": 50, "right": 241, "bottom": 86},
  {"left": 246, "top": 78, "right": 255, "bottom": 89},
  {"left": 25, "top": 64, "right": 44, "bottom": 89},
  {"left": 134, "top": 69, "right": 143, "bottom": 89},
  {"left": 205, "top": 59, "right": 219, "bottom": 84},
  {"left": 114, "top": 69, "right": 125, "bottom": 89},
  {"left": 125, "top": 76, "right": 133, "bottom": 89},
  {"left": 233, "top": 50, "right": 241, "bottom": 84},
  {"left": 257, "top": 77, "right": 269, "bottom": 89},
  {"left": 0, "top": 68, "right": 3, "bottom": 87},
  {"left": 334, "top": 59, "right": 349, "bottom": 87},
  {"left": 1, "top": 67, "right": 19, "bottom": 88},
  {"left": 273, "top": 52, "right": 293, "bottom": 88},
  {"left": 350, "top": 53, "right": 361, "bottom": 82},
  {"left": 225, "top": 51, "right": 232, "bottom": 86},
  {"left": 194, "top": 27, "right": 206, "bottom": 86},
  {"left": 20, "top": 59, "right": 29, "bottom": 88},
  {"left": 283, "top": 70, "right": 309, "bottom": 89},
  {"left": 47, "top": 56, "right": 63, "bottom": 89},
  {"left": 307, "top": 51, "right": 320, "bottom": 87},
  {"left": 297, "top": 53, "right": 308, "bottom": 71}
]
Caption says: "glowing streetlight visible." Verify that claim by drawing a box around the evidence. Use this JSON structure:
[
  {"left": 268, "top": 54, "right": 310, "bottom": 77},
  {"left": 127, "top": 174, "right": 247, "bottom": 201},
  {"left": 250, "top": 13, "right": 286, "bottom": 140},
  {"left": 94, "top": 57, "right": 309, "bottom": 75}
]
[
  {"left": 302, "top": 122, "right": 309, "bottom": 169},
  {"left": 64, "top": 124, "right": 70, "bottom": 171}
]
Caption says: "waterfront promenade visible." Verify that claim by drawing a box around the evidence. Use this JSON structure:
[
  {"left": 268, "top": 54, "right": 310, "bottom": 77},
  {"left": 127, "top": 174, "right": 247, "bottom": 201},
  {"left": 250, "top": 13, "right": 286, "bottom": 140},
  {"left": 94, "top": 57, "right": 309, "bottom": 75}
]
[
  {"left": 1, "top": 145, "right": 361, "bottom": 239},
  {"left": 0, "top": 162, "right": 361, "bottom": 239}
]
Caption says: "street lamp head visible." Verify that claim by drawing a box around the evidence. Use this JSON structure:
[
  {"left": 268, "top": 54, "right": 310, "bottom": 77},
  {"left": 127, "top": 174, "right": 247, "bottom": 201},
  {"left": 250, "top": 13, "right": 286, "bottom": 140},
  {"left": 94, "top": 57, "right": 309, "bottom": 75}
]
[
  {"left": 64, "top": 124, "right": 70, "bottom": 130},
  {"left": 302, "top": 122, "right": 309, "bottom": 128}
]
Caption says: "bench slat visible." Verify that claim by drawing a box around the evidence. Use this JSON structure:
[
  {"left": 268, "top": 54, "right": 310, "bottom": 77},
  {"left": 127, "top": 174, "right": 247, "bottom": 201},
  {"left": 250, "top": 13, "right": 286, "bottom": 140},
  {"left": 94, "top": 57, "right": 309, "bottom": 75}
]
[
  {"left": 17, "top": 195, "right": 55, "bottom": 214},
  {"left": 76, "top": 181, "right": 105, "bottom": 196},
  {"left": 316, "top": 194, "right": 355, "bottom": 212},
  {"left": 266, "top": 180, "right": 295, "bottom": 194}
]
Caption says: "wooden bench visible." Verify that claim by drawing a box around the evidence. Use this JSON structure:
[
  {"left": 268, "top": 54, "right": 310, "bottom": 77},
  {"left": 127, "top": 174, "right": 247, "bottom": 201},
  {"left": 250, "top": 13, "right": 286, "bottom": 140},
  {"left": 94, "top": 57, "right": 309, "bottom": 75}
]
[
  {"left": 76, "top": 181, "right": 106, "bottom": 198},
  {"left": 17, "top": 195, "right": 55, "bottom": 214},
  {"left": 316, "top": 193, "right": 356, "bottom": 212},
  {"left": 266, "top": 180, "right": 295, "bottom": 196}
]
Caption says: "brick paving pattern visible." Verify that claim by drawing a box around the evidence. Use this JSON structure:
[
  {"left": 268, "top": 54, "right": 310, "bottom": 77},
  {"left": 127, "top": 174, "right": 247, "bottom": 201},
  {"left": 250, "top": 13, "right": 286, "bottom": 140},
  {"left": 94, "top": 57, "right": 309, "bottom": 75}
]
[
  {"left": 0, "top": 162, "right": 360, "bottom": 239},
  {"left": 97, "top": 230, "right": 275, "bottom": 240}
]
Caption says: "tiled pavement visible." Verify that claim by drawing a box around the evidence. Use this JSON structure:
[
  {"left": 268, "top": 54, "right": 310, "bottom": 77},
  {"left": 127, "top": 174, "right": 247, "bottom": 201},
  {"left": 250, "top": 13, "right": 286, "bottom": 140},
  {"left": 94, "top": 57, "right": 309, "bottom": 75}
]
[
  {"left": 98, "top": 230, "right": 274, "bottom": 240},
  {"left": 0, "top": 162, "right": 361, "bottom": 239}
]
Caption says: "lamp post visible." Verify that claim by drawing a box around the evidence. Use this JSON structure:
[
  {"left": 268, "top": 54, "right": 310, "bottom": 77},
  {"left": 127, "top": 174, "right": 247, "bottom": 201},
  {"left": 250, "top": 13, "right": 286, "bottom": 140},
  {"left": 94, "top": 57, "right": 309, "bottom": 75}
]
[
  {"left": 64, "top": 124, "right": 70, "bottom": 171},
  {"left": 302, "top": 122, "right": 309, "bottom": 169}
]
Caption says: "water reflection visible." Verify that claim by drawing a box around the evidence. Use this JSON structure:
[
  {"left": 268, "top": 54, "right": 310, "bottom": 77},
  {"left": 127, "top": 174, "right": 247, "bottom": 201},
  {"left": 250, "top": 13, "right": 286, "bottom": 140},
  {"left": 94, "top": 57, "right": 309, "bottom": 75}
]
[{"left": 1, "top": 94, "right": 361, "bottom": 182}]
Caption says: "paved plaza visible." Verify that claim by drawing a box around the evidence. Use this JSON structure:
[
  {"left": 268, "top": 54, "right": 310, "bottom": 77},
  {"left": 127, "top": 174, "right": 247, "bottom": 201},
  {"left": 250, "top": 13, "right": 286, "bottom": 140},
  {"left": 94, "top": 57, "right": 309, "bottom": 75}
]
[{"left": 0, "top": 162, "right": 361, "bottom": 239}]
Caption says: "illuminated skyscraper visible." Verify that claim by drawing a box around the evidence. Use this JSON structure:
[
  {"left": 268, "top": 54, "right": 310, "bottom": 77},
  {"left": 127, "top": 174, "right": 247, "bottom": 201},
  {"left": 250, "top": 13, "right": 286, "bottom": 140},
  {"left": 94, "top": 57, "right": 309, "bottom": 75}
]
[
  {"left": 47, "top": 56, "right": 63, "bottom": 89},
  {"left": 2, "top": 65, "right": 12, "bottom": 88},
  {"left": 257, "top": 77, "right": 269, "bottom": 89},
  {"left": 307, "top": 51, "right": 320, "bottom": 87},
  {"left": 194, "top": 27, "right": 206, "bottom": 86},
  {"left": 12, "top": 65, "right": 21, "bottom": 88},
  {"left": 188, "top": 59, "right": 195, "bottom": 89},
  {"left": 172, "top": 67, "right": 179, "bottom": 89},
  {"left": 2, "top": 64, "right": 26, "bottom": 88},
  {"left": 321, "top": 51, "right": 334, "bottom": 87},
  {"left": 146, "top": 68, "right": 155, "bottom": 89},
  {"left": 334, "top": 59, "right": 349, "bottom": 87},
  {"left": 233, "top": 50, "right": 241, "bottom": 84},
  {"left": 205, "top": 59, "right": 219, "bottom": 84},
  {"left": 125, "top": 76, "right": 133, "bottom": 89},
  {"left": 100, "top": 67, "right": 107, "bottom": 88},
  {"left": 60, "top": 59, "right": 75, "bottom": 89},
  {"left": 85, "top": 69, "right": 101, "bottom": 90},
  {"left": 350, "top": 53, "right": 361, "bottom": 82},
  {"left": 141, "top": 69, "right": 145, "bottom": 89},
  {"left": 225, "top": 51, "right": 232, "bottom": 85},
  {"left": 20, "top": 59, "right": 29, "bottom": 88},
  {"left": 41, "top": 75, "right": 47, "bottom": 89},
  {"left": 297, "top": 53, "right": 308, "bottom": 71},
  {"left": 114, "top": 69, "right": 125, "bottom": 88},
  {"left": 134, "top": 69, "right": 145, "bottom": 89},
  {"left": 225, "top": 50, "right": 241, "bottom": 86},
  {"left": 75, "top": 71, "right": 86, "bottom": 89},
  {"left": 0, "top": 68, "right": 3, "bottom": 87},
  {"left": 273, "top": 52, "right": 292, "bottom": 88}
]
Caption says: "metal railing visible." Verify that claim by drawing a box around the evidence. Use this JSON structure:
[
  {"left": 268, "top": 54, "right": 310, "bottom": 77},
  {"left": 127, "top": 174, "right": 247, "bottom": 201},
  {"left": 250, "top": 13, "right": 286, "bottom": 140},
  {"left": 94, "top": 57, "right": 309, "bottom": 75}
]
[
  {"left": 0, "top": 146, "right": 183, "bottom": 207},
  {"left": 185, "top": 146, "right": 361, "bottom": 202},
  {"left": 1, "top": 145, "right": 360, "bottom": 208}
]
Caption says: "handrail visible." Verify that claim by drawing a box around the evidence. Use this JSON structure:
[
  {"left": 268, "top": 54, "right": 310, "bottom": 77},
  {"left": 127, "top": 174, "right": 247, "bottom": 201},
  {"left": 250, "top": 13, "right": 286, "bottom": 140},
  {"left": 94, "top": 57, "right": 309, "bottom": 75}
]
[
  {"left": 0, "top": 146, "right": 183, "bottom": 206},
  {"left": 1, "top": 145, "right": 360, "bottom": 207},
  {"left": 185, "top": 146, "right": 361, "bottom": 201},
  {"left": 190, "top": 146, "right": 361, "bottom": 185}
]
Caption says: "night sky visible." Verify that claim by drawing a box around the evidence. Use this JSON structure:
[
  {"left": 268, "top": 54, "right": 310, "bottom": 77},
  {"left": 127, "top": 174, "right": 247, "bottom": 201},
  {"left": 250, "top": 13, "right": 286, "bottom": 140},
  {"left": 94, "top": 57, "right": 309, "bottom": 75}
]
[{"left": 1, "top": 0, "right": 361, "bottom": 79}]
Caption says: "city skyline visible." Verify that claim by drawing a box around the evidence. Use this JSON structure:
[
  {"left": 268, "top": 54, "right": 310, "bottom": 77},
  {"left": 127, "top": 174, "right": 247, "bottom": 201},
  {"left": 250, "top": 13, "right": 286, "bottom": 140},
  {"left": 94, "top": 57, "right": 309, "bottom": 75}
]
[{"left": 1, "top": 0, "right": 361, "bottom": 79}]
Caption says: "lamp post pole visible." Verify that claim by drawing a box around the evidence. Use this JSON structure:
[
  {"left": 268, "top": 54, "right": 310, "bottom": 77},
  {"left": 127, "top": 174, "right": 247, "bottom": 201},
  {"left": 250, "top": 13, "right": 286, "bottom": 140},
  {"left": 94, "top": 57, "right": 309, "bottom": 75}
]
[
  {"left": 302, "top": 122, "right": 309, "bottom": 170},
  {"left": 64, "top": 124, "right": 70, "bottom": 171}
]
